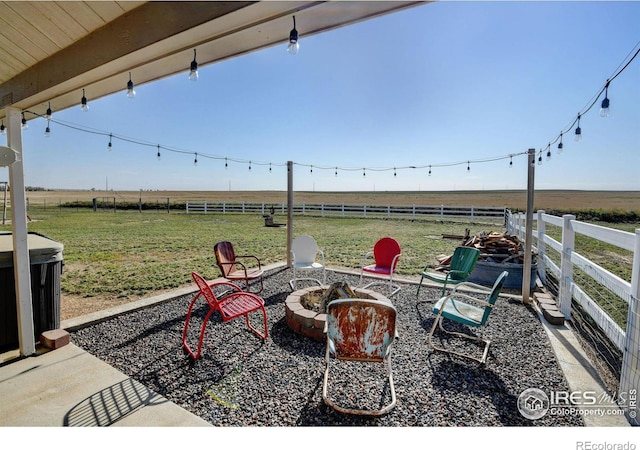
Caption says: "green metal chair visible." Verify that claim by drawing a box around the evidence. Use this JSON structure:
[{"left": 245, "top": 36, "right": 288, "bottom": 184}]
[
  {"left": 416, "top": 246, "right": 480, "bottom": 298},
  {"left": 427, "top": 270, "right": 508, "bottom": 364}
]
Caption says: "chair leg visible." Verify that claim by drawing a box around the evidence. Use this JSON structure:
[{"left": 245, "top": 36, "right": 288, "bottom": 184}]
[
  {"left": 183, "top": 303, "right": 215, "bottom": 360},
  {"left": 427, "top": 314, "right": 491, "bottom": 364},
  {"left": 416, "top": 275, "right": 425, "bottom": 298},
  {"left": 243, "top": 306, "right": 269, "bottom": 340}
]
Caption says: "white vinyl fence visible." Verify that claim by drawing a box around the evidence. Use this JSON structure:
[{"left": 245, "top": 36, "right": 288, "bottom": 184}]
[
  {"left": 186, "top": 201, "right": 506, "bottom": 222},
  {"left": 507, "top": 210, "right": 639, "bottom": 426}
]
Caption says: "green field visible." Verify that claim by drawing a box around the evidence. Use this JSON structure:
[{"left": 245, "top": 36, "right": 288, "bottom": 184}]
[{"left": 2, "top": 190, "right": 637, "bottom": 321}]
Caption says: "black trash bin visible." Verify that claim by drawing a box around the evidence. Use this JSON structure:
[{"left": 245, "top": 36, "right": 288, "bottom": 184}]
[{"left": 0, "top": 232, "right": 64, "bottom": 351}]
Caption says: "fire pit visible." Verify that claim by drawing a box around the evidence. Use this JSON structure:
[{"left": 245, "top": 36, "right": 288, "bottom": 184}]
[{"left": 285, "top": 283, "right": 392, "bottom": 342}]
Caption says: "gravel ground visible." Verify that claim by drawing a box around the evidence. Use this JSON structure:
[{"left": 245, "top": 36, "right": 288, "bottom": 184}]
[{"left": 70, "top": 267, "right": 584, "bottom": 426}]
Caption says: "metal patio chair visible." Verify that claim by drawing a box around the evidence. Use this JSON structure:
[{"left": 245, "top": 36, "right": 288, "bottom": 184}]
[
  {"left": 289, "top": 235, "right": 326, "bottom": 290},
  {"left": 427, "top": 270, "right": 508, "bottom": 364},
  {"left": 322, "top": 298, "right": 398, "bottom": 416},
  {"left": 214, "top": 240, "right": 264, "bottom": 293},
  {"left": 359, "top": 237, "right": 402, "bottom": 297},
  {"left": 182, "top": 272, "right": 268, "bottom": 360},
  {"left": 417, "top": 246, "right": 480, "bottom": 299}
]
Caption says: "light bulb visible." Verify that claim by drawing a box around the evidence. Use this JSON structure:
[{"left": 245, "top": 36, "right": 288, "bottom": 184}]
[
  {"left": 287, "top": 16, "right": 299, "bottom": 55},
  {"left": 127, "top": 73, "right": 136, "bottom": 98},
  {"left": 108, "top": 134, "right": 113, "bottom": 151},
  {"left": 600, "top": 97, "right": 609, "bottom": 117},
  {"left": 557, "top": 133, "right": 563, "bottom": 153},
  {"left": 21, "top": 113, "right": 28, "bottom": 129},
  {"left": 81, "top": 89, "right": 89, "bottom": 112},
  {"left": 0, "top": 122, "right": 5, "bottom": 135},
  {"left": 45, "top": 121, "right": 51, "bottom": 137},
  {"left": 45, "top": 102, "right": 52, "bottom": 120},
  {"left": 189, "top": 49, "right": 198, "bottom": 81},
  {"left": 574, "top": 127, "right": 582, "bottom": 142}
]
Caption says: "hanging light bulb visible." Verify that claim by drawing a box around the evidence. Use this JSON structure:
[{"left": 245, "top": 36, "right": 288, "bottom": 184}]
[
  {"left": 335, "top": 167, "right": 338, "bottom": 177},
  {"left": 194, "top": 152, "right": 198, "bottom": 166},
  {"left": 363, "top": 168, "right": 366, "bottom": 177},
  {"left": 0, "top": 121, "right": 5, "bottom": 135},
  {"left": 225, "top": 158, "right": 228, "bottom": 169},
  {"left": 428, "top": 165, "right": 432, "bottom": 176},
  {"left": 81, "top": 89, "right": 89, "bottom": 112},
  {"left": 287, "top": 16, "right": 299, "bottom": 55},
  {"left": 21, "top": 112, "right": 28, "bottom": 129},
  {"left": 600, "top": 81, "right": 610, "bottom": 117},
  {"left": 546, "top": 144, "right": 551, "bottom": 161},
  {"left": 157, "top": 144, "right": 161, "bottom": 160},
  {"left": 574, "top": 114, "right": 582, "bottom": 141},
  {"left": 249, "top": 161, "right": 252, "bottom": 171},
  {"left": 269, "top": 163, "right": 272, "bottom": 173},
  {"left": 393, "top": 167, "right": 397, "bottom": 177},
  {"left": 108, "top": 134, "right": 113, "bottom": 151},
  {"left": 509, "top": 156, "right": 513, "bottom": 168},
  {"left": 127, "top": 72, "right": 136, "bottom": 98},
  {"left": 467, "top": 161, "right": 470, "bottom": 172},
  {"left": 45, "top": 102, "right": 52, "bottom": 120},
  {"left": 538, "top": 150, "right": 543, "bottom": 165},
  {"left": 189, "top": 49, "right": 199, "bottom": 81},
  {"left": 557, "top": 132, "right": 564, "bottom": 153},
  {"left": 310, "top": 165, "right": 313, "bottom": 174},
  {"left": 44, "top": 120, "right": 51, "bottom": 137}
]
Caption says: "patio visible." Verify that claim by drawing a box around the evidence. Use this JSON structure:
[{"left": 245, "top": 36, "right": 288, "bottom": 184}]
[{"left": 68, "top": 266, "right": 584, "bottom": 426}]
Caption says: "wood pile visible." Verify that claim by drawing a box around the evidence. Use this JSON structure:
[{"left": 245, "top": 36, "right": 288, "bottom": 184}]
[{"left": 461, "top": 231, "right": 531, "bottom": 264}]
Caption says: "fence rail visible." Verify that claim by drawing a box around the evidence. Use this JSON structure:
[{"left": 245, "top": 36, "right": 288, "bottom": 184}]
[
  {"left": 507, "top": 210, "right": 639, "bottom": 425},
  {"left": 185, "top": 201, "right": 506, "bottom": 222}
]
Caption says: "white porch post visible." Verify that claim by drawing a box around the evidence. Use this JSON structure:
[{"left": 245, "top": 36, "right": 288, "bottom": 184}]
[
  {"left": 6, "top": 107, "right": 35, "bottom": 356},
  {"left": 287, "top": 161, "right": 293, "bottom": 267}
]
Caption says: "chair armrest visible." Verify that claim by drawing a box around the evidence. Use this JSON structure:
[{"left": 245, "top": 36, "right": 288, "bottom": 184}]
[
  {"left": 450, "top": 280, "right": 492, "bottom": 294},
  {"left": 361, "top": 250, "right": 374, "bottom": 267},
  {"left": 209, "top": 281, "right": 243, "bottom": 293},
  {"left": 236, "top": 255, "right": 262, "bottom": 269},
  {"left": 318, "top": 249, "right": 325, "bottom": 265}
]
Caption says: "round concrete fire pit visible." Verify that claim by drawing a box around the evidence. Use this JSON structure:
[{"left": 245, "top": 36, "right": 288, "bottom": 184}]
[{"left": 285, "top": 285, "right": 392, "bottom": 342}]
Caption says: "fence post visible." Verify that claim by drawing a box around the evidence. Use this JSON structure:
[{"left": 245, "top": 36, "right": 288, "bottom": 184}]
[
  {"left": 559, "top": 214, "right": 575, "bottom": 319},
  {"left": 619, "top": 228, "right": 640, "bottom": 426},
  {"left": 536, "top": 210, "right": 546, "bottom": 284},
  {"left": 341, "top": 204, "right": 344, "bottom": 217}
]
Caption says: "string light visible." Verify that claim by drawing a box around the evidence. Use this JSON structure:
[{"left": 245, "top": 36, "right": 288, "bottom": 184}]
[
  {"left": 249, "top": 160, "right": 252, "bottom": 171},
  {"left": 269, "top": 163, "right": 272, "bottom": 172},
  {"left": 335, "top": 167, "right": 338, "bottom": 177},
  {"left": 157, "top": 144, "right": 161, "bottom": 160},
  {"left": 509, "top": 156, "right": 513, "bottom": 168},
  {"left": 108, "top": 134, "right": 113, "bottom": 151},
  {"left": 0, "top": 121, "right": 5, "bottom": 135},
  {"left": 574, "top": 114, "right": 582, "bottom": 141},
  {"left": 189, "top": 49, "right": 199, "bottom": 81},
  {"left": 287, "top": 16, "right": 299, "bottom": 55},
  {"left": 21, "top": 112, "right": 28, "bottom": 129},
  {"left": 428, "top": 165, "right": 431, "bottom": 176},
  {"left": 546, "top": 143, "right": 551, "bottom": 161},
  {"left": 81, "top": 89, "right": 89, "bottom": 112},
  {"left": 557, "top": 132, "right": 563, "bottom": 153},
  {"left": 194, "top": 152, "right": 198, "bottom": 166},
  {"left": 393, "top": 167, "right": 397, "bottom": 177},
  {"left": 127, "top": 72, "right": 136, "bottom": 98},
  {"left": 537, "top": 150, "right": 543, "bottom": 165},
  {"left": 225, "top": 157, "right": 228, "bottom": 169},
  {"left": 362, "top": 168, "right": 366, "bottom": 177},
  {"left": 45, "top": 102, "right": 52, "bottom": 120},
  {"left": 44, "top": 120, "right": 51, "bottom": 137},
  {"left": 310, "top": 165, "right": 313, "bottom": 174},
  {"left": 467, "top": 161, "right": 470, "bottom": 172},
  {"left": 600, "top": 80, "right": 610, "bottom": 117}
]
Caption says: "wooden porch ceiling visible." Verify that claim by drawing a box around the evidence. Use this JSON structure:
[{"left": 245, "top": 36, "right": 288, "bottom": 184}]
[{"left": 0, "top": 1, "right": 428, "bottom": 123}]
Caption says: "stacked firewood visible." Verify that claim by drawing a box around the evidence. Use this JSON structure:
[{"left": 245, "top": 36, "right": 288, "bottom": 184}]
[{"left": 461, "top": 231, "right": 529, "bottom": 264}]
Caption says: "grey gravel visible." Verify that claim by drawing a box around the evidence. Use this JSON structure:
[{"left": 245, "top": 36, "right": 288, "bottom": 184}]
[{"left": 70, "top": 267, "right": 584, "bottom": 426}]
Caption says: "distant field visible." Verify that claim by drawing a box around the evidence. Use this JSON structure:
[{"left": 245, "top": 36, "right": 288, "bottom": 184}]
[{"left": 21, "top": 189, "right": 640, "bottom": 212}]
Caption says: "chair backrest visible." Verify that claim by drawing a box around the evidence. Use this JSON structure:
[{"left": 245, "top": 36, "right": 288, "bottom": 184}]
[
  {"left": 373, "top": 237, "right": 401, "bottom": 270},
  {"left": 191, "top": 271, "right": 221, "bottom": 310},
  {"left": 326, "top": 299, "right": 397, "bottom": 362},
  {"left": 449, "top": 246, "right": 481, "bottom": 281},
  {"left": 214, "top": 241, "right": 236, "bottom": 277},
  {"left": 481, "top": 270, "right": 509, "bottom": 324},
  {"left": 292, "top": 235, "right": 318, "bottom": 264}
]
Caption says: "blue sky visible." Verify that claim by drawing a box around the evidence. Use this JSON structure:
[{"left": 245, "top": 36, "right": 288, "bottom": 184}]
[{"left": 2, "top": 1, "right": 640, "bottom": 192}]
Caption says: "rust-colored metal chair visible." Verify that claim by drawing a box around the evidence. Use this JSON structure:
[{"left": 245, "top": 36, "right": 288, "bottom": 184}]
[
  {"left": 182, "top": 272, "right": 268, "bottom": 360},
  {"left": 322, "top": 298, "right": 398, "bottom": 416},
  {"left": 214, "top": 241, "right": 264, "bottom": 293}
]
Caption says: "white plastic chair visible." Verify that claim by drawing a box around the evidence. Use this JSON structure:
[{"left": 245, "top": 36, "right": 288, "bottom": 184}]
[{"left": 289, "top": 235, "right": 326, "bottom": 290}]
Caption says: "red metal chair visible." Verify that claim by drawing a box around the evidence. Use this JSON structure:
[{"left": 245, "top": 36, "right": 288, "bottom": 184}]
[
  {"left": 182, "top": 272, "right": 268, "bottom": 360},
  {"left": 359, "top": 237, "right": 402, "bottom": 297},
  {"left": 214, "top": 241, "right": 264, "bottom": 293}
]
